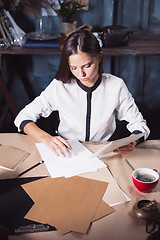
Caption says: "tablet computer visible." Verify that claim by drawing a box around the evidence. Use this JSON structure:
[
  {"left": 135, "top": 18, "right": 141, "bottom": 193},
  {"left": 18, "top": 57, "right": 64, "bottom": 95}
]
[{"left": 92, "top": 132, "right": 146, "bottom": 157}]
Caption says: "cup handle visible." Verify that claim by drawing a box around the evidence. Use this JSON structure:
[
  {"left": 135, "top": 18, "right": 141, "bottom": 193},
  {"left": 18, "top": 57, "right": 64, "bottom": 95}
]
[{"left": 153, "top": 169, "right": 159, "bottom": 176}]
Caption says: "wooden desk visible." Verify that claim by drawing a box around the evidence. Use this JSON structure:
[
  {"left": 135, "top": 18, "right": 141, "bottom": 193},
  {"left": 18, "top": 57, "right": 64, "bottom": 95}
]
[
  {"left": 1, "top": 34, "right": 160, "bottom": 117},
  {"left": 0, "top": 133, "right": 160, "bottom": 240}
]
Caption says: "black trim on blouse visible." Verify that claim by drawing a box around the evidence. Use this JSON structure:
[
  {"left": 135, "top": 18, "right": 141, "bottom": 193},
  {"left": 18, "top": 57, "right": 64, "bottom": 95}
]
[
  {"left": 20, "top": 120, "right": 33, "bottom": 133},
  {"left": 76, "top": 76, "right": 102, "bottom": 141},
  {"left": 132, "top": 130, "right": 144, "bottom": 143}
]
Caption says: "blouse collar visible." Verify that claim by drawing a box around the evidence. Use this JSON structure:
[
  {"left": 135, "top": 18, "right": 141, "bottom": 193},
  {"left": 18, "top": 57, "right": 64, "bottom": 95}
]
[{"left": 76, "top": 75, "right": 102, "bottom": 92}]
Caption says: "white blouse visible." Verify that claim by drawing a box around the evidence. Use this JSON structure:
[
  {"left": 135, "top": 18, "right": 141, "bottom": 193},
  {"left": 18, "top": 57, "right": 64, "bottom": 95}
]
[{"left": 14, "top": 73, "right": 150, "bottom": 141}]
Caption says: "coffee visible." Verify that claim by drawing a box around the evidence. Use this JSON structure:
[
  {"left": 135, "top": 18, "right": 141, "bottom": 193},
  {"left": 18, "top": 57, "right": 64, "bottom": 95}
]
[{"left": 135, "top": 173, "right": 156, "bottom": 182}]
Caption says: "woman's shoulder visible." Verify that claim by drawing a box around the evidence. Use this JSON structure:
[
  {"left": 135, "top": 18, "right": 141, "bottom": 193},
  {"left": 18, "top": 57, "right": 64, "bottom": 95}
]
[
  {"left": 102, "top": 73, "right": 124, "bottom": 85},
  {"left": 43, "top": 78, "right": 77, "bottom": 95},
  {"left": 48, "top": 78, "right": 76, "bottom": 87},
  {"left": 49, "top": 78, "right": 63, "bottom": 86},
  {"left": 45, "top": 78, "right": 68, "bottom": 90}
]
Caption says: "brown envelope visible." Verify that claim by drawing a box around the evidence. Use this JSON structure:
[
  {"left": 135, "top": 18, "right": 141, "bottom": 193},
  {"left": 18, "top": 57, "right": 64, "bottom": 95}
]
[
  {"left": 0, "top": 133, "right": 49, "bottom": 178},
  {"left": 22, "top": 176, "right": 52, "bottom": 202},
  {"left": 24, "top": 176, "right": 108, "bottom": 234},
  {"left": 79, "top": 167, "right": 127, "bottom": 205},
  {"left": 92, "top": 200, "right": 115, "bottom": 222},
  {"left": 0, "top": 145, "right": 29, "bottom": 170},
  {"left": 22, "top": 176, "right": 115, "bottom": 222}
]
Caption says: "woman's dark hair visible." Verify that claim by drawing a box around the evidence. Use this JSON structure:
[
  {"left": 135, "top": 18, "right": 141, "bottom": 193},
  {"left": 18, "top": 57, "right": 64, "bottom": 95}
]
[{"left": 55, "top": 30, "right": 103, "bottom": 83}]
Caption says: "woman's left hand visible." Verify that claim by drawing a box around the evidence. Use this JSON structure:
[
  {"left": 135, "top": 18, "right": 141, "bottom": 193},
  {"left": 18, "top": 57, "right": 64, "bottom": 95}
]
[{"left": 113, "top": 142, "right": 136, "bottom": 155}]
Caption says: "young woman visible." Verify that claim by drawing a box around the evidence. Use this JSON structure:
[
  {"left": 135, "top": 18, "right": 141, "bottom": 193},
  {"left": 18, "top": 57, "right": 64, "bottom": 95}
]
[{"left": 14, "top": 29, "right": 150, "bottom": 156}]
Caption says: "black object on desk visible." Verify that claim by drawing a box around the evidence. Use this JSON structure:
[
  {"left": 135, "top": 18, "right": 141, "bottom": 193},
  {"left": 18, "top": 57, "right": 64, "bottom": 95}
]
[
  {"left": 0, "top": 177, "right": 56, "bottom": 235},
  {"left": 17, "top": 160, "right": 44, "bottom": 177}
]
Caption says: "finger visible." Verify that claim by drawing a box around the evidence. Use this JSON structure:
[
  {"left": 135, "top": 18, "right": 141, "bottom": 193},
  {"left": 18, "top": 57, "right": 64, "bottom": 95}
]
[
  {"left": 50, "top": 141, "right": 65, "bottom": 156},
  {"left": 113, "top": 149, "right": 133, "bottom": 155},
  {"left": 120, "top": 146, "right": 135, "bottom": 151},
  {"left": 129, "top": 142, "right": 136, "bottom": 146},
  {"left": 118, "top": 149, "right": 134, "bottom": 155},
  {"left": 57, "top": 136, "right": 72, "bottom": 150},
  {"left": 121, "top": 142, "right": 136, "bottom": 148},
  {"left": 114, "top": 145, "right": 136, "bottom": 154},
  {"left": 113, "top": 147, "right": 132, "bottom": 153},
  {"left": 118, "top": 143, "right": 136, "bottom": 151},
  {"left": 53, "top": 137, "right": 71, "bottom": 154},
  {"left": 48, "top": 144, "right": 61, "bottom": 156},
  {"left": 50, "top": 137, "right": 71, "bottom": 155}
]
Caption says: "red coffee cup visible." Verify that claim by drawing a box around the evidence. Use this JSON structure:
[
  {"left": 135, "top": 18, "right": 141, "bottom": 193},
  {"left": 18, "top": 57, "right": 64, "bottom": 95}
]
[{"left": 132, "top": 168, "right": 159, "bottom": 193}]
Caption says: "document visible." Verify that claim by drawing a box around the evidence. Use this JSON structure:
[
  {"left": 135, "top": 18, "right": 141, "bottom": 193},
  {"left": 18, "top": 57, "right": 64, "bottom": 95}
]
[
  {"left": 92, "top": 132, "right": 146, "bottom": 157},
  {"left": 0, "top": 145, "right": 29, "bottom": 171},
  {"left": 36, "top": 140, "right": 106, "bottom": 178}
]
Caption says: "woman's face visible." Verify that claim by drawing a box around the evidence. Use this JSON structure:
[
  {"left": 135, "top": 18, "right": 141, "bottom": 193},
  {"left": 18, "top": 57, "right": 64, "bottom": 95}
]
[{"left": 68, "top": 51, "right": 100, "bottom": 87}]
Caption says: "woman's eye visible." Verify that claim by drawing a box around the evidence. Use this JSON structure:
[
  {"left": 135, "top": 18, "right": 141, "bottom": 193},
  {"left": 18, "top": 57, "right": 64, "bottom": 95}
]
[
  {"left": 70, "top": 67, "right": 77, "bottom": 71},
  {"left": 85, "top": 63, "right": 92, "bottom": 68}
]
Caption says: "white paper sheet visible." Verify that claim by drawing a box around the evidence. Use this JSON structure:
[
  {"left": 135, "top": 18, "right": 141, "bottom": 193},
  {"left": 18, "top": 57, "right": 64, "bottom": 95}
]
[{"left": 36, "top": 140, "right": 106, "bottom": 178}]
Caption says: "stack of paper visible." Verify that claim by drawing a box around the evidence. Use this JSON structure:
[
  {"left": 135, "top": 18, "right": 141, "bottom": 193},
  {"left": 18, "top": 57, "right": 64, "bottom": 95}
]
[
  {"left": 36, "top": 140, "right": 106, "bottom": 178},
  {"left": 22, "top": 176, "right": 114, "bottom": 234}
]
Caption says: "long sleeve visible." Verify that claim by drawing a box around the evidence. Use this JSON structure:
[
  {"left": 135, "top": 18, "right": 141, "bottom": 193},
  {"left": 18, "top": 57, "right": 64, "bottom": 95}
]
[
  {"left": 115, "top": 78, "right": 150, "bottom": 139},
  {"left": 14, "top": 80, "right": 57, "bottom": 132}
]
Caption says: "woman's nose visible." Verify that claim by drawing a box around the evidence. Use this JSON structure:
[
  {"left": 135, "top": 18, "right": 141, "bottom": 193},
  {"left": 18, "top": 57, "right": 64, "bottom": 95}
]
[{"left": 79, "top": 68, "right": 86, "bottom": 77}]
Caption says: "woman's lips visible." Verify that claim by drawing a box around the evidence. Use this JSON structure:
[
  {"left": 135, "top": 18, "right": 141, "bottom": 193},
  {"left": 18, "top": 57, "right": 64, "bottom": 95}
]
[{"left": 80, "top": 78, "right": 89, "bottom": 81}]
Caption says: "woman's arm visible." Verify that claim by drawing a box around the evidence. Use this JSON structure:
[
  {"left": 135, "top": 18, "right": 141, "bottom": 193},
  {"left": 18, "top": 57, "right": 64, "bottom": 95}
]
[
  {"left": 24, "top": 122, "right": 71, "bottom": 156},
  {"left": 116, "top": 79, "right": 150, "bottom": 139}
]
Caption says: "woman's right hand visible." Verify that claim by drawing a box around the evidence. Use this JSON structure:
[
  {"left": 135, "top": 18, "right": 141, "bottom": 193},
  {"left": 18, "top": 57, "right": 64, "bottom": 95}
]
[
  {"left": 42, "top": 135, "right": 72, "bottom": 157},
  {"left": 23, "top": 122, "right": 71, "bottom": 157}
]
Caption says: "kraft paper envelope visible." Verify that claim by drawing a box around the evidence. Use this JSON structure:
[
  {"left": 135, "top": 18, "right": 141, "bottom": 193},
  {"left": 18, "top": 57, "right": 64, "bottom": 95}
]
[
  {"left": 22, "top": 177, "right": 52, "bottom": 202},
  {"left": 24, "top": 176, "right": 108, "bottom": 234},
  {"left": 23, "top": 177, "right": 71, "bottom": 235},
  {"left": 22, "top": 176, "right": 114, "bottom": 222},
  {"left": 92, "top": 200, "right": 115, "bottom": 222},
  {"left": 22, "top": 177, "right": 114, "bottom": 235},
  {"left": 79, "top": 167, "right": 127, "bottom": 206},
  {"left": 24, "top": 177, "right": 69, "bottom": 234},
  {"left": 0, "top": 133, "right": 49, "bottom": 178},
  {"left": 22, "top": 167, "right": 127, "bottom": 208},
  {"left": 0, "top": 145, "right": 29, "bottom": 171}
]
